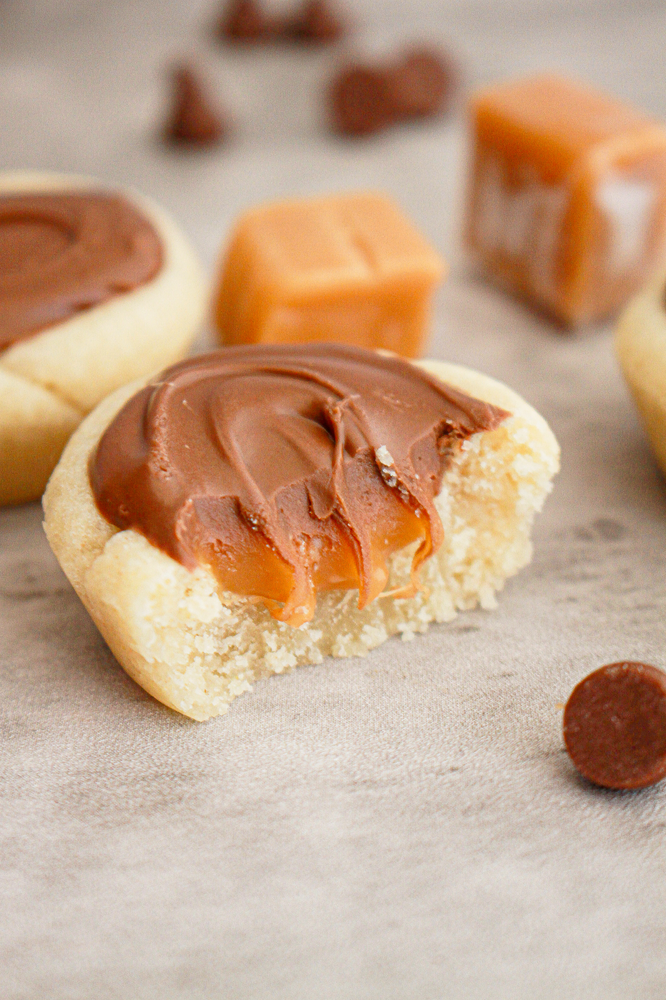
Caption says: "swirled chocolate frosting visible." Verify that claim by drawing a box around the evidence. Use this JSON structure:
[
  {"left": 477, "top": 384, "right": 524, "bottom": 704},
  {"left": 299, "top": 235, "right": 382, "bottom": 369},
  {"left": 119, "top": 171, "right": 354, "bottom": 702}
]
[
  {"left": 91, "top": 344, "right": 507, "bottom": 626},
  {"left": 0, "top": 191, "right": 163, "bottom": 351}
]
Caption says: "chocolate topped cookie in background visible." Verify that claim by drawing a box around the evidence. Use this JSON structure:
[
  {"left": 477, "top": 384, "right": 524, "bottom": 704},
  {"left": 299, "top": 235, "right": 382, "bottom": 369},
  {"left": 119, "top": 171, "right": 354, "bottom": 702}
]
[
  {"left": 0, "top": 171, "right": 207, "bottom": 506},
  {"left": 0, "top": 192, "right": 162, "bottom": 353}
]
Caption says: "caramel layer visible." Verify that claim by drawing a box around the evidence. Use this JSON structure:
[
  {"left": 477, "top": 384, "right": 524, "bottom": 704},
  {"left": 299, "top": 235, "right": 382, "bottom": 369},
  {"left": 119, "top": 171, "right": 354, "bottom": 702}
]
[
  {"left": 90, "top": 344, "right": 506, "bottom": 627},
  {"left": 0, "top": 191, "right": 163, "bottom": 351}
]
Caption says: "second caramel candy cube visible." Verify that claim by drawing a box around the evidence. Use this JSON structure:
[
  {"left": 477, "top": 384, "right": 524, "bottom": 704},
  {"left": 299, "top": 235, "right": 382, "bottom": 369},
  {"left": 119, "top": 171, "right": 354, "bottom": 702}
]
[
  {"left": 466, "top": 74, "right": 666, "bottom": 325},
  {"left": 214, "top": 192, "right": 445, "bottom": 357}
]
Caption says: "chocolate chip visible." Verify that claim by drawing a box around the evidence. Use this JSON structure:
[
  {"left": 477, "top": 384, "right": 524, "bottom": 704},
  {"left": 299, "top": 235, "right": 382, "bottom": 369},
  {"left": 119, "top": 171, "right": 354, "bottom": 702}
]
[
  {"left": 388, "top": 47, "right": 456, "bottom": 120},
  {"left": 217, "top": 0, "right": 273, "bottom": 42},
  {"left": 165, "top": 64, "right": 227, "bottom": 147},
  {"left": 287, "top": 0, "right": 346, "bottom": 44},
  {"left": 329, "top": 65, "right": 393, "bottom": 136},
  {"left": 563, "top": 662, "right": 666, "bottom": 789}
]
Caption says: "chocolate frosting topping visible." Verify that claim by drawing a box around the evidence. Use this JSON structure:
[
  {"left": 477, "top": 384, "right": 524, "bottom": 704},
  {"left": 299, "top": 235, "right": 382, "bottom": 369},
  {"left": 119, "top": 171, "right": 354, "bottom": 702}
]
[
  {"left": 0, "top": 191, "right": 163, "bottom": 352},
  {"left": 91, "top": 344, "right": 507, "bottom": 626}
]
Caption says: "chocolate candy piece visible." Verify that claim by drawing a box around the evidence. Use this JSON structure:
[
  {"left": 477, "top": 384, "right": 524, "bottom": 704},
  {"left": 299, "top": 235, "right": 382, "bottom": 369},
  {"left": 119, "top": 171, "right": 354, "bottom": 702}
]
[
  {"left": 389, "top": 47, "right": 455, "bottom": 119},
  {"left": 217, "top": 0, "right": 271, "bottom": 42},
  {"left": 165, "top": 64, "right": 226, "bottom": 147},
  {"left": 563, "top": 662, "right": 666, "bottom": 789},
  {"left": 330, "top": 65, "right": 393, "bottom": 136},
  {"left": 287, "top": 0, "right": 345, "bottom": 44}
]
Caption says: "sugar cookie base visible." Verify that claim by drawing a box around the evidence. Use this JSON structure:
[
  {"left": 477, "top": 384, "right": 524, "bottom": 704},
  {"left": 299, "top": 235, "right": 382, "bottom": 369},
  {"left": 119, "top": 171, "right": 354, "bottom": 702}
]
[
  {"left": 616, "top": 270, "right": 666, "bottom": 475},
  {"left": 43, "top": 361, "right": 560, "bottom": 721},
  {"left": 0, "top": 171, "right": 207, "bottom": 505}
]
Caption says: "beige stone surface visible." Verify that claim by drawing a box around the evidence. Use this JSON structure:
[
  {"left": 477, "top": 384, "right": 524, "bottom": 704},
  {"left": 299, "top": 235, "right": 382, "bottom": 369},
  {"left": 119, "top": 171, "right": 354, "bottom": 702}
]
[{"left": 2, "top": 2, "right": 666, "bottom": 998}]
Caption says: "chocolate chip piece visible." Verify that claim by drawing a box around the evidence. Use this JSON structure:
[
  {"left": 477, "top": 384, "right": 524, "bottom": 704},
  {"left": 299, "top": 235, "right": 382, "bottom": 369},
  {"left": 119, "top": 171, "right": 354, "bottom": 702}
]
[
  {"left": 165, "top": 65, "right": 227, "bottom": 147},
  {"left": 217, "top": 0, "right": 272, "bottom": 42},
  {"left": 329, "top": 65, "right": 393, "bottom": 136},
  {"left": 563, "top": 662, "right": 666, "bottom": 789},
  {"left": 388, "top": 47, "right": 455, "bottom": 119},
  {"left": 287, "top": 0, "right": 346, "bottom": 44}
]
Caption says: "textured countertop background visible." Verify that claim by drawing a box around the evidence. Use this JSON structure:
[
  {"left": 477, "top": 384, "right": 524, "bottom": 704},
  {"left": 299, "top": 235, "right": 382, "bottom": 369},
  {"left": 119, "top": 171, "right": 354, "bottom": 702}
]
[{"left": 2, "top": 2, "right": 666, "bottom": 997}]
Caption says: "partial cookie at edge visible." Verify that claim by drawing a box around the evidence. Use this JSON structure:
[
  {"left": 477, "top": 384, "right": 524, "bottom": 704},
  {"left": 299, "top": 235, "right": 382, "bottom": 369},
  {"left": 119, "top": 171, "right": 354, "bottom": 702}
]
[
  {"left": 0, "top": 171, "right": 207, "bottom": 504},
  {"left": 0, "top": 368, "right": 81, "bottom": 506},
  {"left": 616, "top": 269, "right": 666, "bottom": 475}
]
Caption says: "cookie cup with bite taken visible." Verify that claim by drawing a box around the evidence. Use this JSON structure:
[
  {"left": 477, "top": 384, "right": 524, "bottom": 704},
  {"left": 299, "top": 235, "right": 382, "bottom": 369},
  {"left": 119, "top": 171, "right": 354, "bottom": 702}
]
[{"left": 44, "top": 349, "right": 559, "bottom": 721}]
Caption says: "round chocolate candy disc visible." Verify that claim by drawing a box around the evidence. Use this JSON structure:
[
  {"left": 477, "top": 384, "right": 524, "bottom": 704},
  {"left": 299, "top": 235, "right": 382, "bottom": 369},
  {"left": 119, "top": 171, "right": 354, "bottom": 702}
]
[{"left": 563, "top": 662, "right": 666, "bottom": 790}]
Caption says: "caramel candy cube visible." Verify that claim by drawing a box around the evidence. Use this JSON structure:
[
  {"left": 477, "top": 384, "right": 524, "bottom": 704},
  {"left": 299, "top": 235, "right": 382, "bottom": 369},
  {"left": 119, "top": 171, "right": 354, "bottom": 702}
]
[
  {"left": 465, "top": 74, "right": 666, "bottom": 325},
  {"left": 214, "top": 192, "right": 445, "bottom": 356}
]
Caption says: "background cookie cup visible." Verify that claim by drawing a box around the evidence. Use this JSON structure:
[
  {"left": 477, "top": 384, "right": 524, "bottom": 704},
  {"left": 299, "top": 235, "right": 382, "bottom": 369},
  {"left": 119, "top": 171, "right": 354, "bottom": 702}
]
[
  {"left": 43, "top": 359, "right": 559, "bottom": 722},
  {"left": 0, "top": 170, "right": 207, "bottom": 505},
  {"left": 615, "top": 269, "right": 666, "bottom": 477}
]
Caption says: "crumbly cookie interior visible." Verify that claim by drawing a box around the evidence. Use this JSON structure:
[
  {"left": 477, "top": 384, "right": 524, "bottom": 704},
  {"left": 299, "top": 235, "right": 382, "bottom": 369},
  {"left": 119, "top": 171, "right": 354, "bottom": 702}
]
[{"left": 43, "top": 360, "right": 559, "bottom": 721}]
